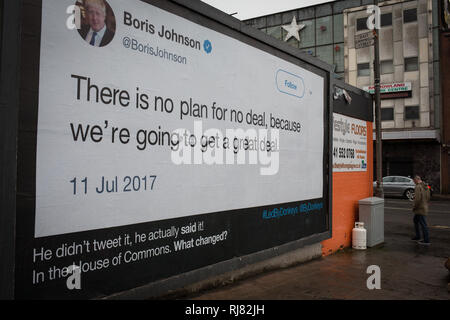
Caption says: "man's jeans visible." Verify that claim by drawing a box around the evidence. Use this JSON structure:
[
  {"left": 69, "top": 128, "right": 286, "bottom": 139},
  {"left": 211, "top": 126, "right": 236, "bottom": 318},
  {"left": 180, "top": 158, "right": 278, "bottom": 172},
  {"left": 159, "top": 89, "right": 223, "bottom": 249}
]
[{"left": 413, "top": 214, "right": 430, "bottom": 243}]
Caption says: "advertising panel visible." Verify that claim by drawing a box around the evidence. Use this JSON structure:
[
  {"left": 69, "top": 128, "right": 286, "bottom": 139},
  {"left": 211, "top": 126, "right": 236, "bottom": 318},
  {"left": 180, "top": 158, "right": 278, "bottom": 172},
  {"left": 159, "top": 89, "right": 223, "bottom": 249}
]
[
  {"left": 15, "top": 0, "right": 330, "bottom": 298},
  {"left": 332, "top": 113, "right": 368, "bottom": 172}
]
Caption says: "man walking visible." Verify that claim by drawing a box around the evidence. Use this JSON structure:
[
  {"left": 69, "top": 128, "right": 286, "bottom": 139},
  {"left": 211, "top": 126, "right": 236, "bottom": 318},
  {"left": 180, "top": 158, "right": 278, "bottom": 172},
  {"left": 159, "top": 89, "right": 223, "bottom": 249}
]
[{"left": 411, "top": 175, "right": 431, "bottom": 245}]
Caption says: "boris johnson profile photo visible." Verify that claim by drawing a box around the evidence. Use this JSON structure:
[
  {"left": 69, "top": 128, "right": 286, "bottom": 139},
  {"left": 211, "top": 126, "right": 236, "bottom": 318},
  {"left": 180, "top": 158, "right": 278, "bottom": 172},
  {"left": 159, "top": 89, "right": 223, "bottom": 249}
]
[{"left": 77, "top": 0, "right": 116, "bottom": 47}]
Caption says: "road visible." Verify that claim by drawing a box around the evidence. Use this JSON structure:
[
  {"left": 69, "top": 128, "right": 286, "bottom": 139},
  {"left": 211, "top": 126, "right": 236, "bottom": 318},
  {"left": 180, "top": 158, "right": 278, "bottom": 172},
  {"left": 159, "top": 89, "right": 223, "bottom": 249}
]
[
  {"left": 187, "top": 198, "right": 450, "bottom": 300},
  {"left": 384, "top": 198, "right": 450, "bottom": 259}
]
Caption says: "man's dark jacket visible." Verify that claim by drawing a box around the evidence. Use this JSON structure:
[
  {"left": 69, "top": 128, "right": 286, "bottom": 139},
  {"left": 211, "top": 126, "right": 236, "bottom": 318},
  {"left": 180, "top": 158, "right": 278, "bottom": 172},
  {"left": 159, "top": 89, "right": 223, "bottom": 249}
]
[{"left": 78, "top": 24, "right": 114, "bottom": 47}]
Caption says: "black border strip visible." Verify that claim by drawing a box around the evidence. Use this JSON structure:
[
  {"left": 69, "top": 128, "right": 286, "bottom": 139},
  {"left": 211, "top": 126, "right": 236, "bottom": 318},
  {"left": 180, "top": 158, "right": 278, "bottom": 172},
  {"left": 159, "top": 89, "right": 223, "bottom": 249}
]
[
  {"left": 107, "top": 233, "right": 327, "bottom": 299},
  {"left": 0, "top": 0, "right": 21, "bottom": 300}
]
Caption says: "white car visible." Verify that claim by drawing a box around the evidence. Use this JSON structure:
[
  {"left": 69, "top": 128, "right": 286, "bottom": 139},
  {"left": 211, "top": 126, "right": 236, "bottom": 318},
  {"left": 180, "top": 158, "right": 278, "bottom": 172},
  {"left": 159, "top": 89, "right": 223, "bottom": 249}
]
[{"left": 373, "top": 176, "right": 432, "bottom": 201}]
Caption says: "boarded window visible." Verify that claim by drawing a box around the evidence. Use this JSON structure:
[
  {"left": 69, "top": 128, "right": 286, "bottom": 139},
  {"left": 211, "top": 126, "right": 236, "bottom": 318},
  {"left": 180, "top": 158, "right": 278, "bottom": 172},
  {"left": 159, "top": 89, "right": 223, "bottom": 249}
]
[
  {"left": 381, "top": 108, "right": 394, "bottom": 121},
  {"left": 404, "top": 106, "right": 419, "bottom": 120},
  {"left": 381, "top": 13, "right": 392, "bottom": 27},
  {"left": 404, "top": 57, "right": 418, "bottom": 71},
  {"left": 403, "top": 8, "right": 417, "bottom": 23},
  {"left": 356, "top": 17, "right": 368, "bottom": 31},
  {"left": 357, "top": 62, "right": 370, "bottom": 76},
  {"left": 381, "top": 60, "right": 394, "bottom": 74}
]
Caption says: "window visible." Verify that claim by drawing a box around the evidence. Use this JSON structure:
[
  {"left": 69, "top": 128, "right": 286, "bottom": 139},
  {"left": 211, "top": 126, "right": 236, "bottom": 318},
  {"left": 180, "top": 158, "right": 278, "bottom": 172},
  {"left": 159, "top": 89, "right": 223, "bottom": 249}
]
[
  {"left": 356, "top": 17, "right": 368, "bottom": 31},
  {"left": 334, "top": 14, "right": 344, "bottom": 43},
  {"left": 404, "top": 57, "right": 418, "bottom": 72},
  {"left": 403, "top": 8, "right": 417, "bottom": 23},
  {"left": 334, "top": 43, "right": 344, "bottom": 73},
  {"left": 357, "top": 62, "right": 370, "bottom": 76},
  {"left": 266, "top": 26, "right": 282, "bottom": 40},
  {"left": 316, "top": 16, "right": 333, "bottom": 45},
  {"left": 380, "top": 13, "right": 392, "bottom": 27},
  {"left": 299, "top": 19, "right": 315, "bottom": 48},
  {"left": 404, "top": 106, "right": 419, "bottom": 120},
  {"left": 381, "top": 108, "right": 394, "bottom": 121},
  {"left": 383, "top": 176, "right": 395, "bottom": 183},
  {"left": 381, "top": 60, "right": 394, "bottom": 74},
  {"left": 394, "top": 177, "right": 411, "bottom": 183},
  {"left": 316, "top": 45, "right": 333, "bottom": 65}
]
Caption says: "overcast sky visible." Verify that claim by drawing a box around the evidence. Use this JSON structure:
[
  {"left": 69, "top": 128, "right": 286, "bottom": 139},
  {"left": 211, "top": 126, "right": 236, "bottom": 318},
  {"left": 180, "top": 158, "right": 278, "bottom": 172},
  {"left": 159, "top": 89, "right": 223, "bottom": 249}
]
[{"left": 200, "top": 0, "right": 333, "bottom": 20}]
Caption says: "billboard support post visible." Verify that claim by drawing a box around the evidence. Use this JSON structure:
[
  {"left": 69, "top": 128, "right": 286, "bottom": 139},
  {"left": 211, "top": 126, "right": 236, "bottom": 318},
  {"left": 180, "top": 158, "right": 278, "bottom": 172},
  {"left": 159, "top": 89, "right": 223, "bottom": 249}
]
[
  {"left": 373, "top": 0, "right": 384, "bottom": 198},
  {"left": 0, "top": 0, "right": 21, "bottom": 300}
]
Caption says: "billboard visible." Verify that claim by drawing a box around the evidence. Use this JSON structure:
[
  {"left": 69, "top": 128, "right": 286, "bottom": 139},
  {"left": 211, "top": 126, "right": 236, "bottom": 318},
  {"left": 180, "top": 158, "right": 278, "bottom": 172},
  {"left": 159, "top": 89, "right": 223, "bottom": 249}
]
[
  {"left": 332, "top": 113, "right": 368, "bottom": 172},
  {"left": 15, "top": 0, "right": 331, "bottom": 299}
]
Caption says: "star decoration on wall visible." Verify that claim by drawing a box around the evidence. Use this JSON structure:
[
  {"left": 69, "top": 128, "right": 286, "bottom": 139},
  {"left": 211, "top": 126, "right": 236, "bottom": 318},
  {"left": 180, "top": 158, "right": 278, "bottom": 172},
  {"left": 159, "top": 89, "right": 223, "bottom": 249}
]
[{"left": 282, "top": 16, "right": 305, "bottom": 42}]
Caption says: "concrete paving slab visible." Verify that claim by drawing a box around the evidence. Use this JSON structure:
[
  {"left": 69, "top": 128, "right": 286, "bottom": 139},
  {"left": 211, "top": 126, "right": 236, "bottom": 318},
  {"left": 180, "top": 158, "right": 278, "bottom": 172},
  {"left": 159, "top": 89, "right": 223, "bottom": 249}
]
[{"left": 187, "top": 199, "right": 450, "bottom": 300}]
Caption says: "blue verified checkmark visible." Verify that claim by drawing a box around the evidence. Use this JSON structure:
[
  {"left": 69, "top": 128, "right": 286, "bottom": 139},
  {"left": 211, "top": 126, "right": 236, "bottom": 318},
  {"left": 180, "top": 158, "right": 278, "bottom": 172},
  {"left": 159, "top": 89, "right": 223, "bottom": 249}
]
[{"left": 203, "top": 40, "right": 212, "bottom": 54}]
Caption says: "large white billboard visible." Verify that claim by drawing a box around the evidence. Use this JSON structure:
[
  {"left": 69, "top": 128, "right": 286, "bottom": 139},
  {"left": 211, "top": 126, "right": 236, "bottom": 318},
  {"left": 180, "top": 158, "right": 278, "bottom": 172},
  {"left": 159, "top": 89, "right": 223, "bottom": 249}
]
[{"left": 35, "top": 0, "right": 325, "bottom": 237}]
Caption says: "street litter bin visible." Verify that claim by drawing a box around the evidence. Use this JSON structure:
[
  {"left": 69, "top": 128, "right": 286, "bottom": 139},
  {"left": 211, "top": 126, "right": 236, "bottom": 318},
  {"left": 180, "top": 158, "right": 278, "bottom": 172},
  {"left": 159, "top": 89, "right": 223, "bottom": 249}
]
[{"left": 358, "top": 197, "right": 384, "bottom": 247}]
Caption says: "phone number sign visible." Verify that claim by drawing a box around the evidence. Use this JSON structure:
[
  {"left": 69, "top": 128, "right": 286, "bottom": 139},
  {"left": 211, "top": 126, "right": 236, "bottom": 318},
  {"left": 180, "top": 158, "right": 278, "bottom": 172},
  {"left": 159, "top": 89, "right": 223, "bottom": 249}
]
[{"left": 332, "top": 113, "right": 368, "bottom": 172}]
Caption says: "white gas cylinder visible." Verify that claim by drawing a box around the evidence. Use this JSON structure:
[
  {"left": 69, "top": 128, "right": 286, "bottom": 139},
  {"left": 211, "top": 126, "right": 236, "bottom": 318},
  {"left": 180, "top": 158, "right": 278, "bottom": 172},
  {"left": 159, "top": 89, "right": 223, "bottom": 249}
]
[{"left": 352, "top": 222, "right": 367, "bottom": 250}]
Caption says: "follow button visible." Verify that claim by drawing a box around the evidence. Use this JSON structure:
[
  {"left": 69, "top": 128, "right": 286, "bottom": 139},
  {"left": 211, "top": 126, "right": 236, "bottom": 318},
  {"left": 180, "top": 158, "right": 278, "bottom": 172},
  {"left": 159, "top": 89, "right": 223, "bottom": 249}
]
[{"left": 275, "top": 69, "right": 305, "bottom": 99}]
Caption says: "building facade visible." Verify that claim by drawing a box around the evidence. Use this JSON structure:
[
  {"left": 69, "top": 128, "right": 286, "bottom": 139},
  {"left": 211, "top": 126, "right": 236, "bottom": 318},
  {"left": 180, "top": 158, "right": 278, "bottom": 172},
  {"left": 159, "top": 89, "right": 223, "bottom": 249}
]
[
  {"left": 440, "top": 0, "right": 450, "bottom": 193},
  {"left": 245, "top": 0, "right": 447, "bottom": 193}
]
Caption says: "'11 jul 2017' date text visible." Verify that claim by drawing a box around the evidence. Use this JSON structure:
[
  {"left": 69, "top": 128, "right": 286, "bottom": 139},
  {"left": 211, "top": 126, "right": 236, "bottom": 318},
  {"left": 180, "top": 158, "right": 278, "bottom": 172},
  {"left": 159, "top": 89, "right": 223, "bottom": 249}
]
[{"left": 70, "top": 175, "right": 157, "bottom": 195}]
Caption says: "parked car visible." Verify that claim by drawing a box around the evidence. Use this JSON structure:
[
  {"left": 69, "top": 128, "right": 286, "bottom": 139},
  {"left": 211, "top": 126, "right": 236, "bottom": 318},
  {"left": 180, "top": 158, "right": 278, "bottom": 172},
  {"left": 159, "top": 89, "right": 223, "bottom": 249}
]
[{"left": 373, "top": 176, "right": 433, "bottom": 201}]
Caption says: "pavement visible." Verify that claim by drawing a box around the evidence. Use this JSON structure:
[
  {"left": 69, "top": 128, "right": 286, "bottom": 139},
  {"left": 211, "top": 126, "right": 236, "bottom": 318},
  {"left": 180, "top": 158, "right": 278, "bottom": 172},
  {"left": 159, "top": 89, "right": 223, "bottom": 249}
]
[{"left": 187, "top": 198, "right": 450, "bottom": 300}]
